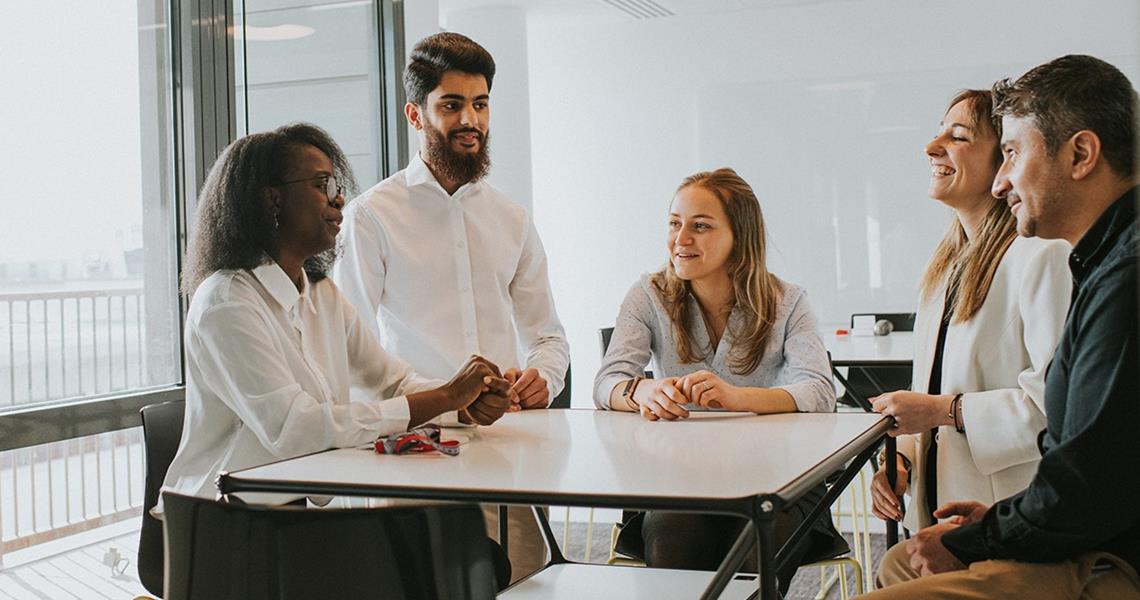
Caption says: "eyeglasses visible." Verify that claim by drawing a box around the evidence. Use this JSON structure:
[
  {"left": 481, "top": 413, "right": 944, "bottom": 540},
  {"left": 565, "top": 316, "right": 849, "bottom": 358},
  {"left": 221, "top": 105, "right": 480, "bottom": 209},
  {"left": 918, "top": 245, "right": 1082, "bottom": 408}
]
[{"left": 274, "top": 174, "right": 344, "bottom": 203}]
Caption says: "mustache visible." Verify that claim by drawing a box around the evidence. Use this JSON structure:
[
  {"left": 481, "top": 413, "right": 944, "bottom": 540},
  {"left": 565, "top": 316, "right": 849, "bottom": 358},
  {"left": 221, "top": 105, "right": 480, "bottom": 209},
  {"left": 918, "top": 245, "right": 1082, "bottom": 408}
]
[{"left": 448, "top": 127, "right": 484, "bottom": 140}]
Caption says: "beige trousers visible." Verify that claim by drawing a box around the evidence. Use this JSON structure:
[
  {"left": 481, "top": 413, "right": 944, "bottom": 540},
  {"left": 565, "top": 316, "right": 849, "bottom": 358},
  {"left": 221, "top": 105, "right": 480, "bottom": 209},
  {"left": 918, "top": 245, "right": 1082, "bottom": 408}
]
[
  {"left": 483, "top": 504, "right": 548, "bottom": 583},
  {"left": 860, "top": 540, "right": 1140, "bottom": 600}
]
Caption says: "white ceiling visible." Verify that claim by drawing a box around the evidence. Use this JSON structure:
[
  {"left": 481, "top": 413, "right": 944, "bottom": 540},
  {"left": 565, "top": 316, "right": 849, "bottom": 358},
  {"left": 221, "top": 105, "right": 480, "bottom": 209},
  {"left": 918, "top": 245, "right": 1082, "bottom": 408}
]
[{"left": 438, "top": 0, "right": 860, "bottom": 20}]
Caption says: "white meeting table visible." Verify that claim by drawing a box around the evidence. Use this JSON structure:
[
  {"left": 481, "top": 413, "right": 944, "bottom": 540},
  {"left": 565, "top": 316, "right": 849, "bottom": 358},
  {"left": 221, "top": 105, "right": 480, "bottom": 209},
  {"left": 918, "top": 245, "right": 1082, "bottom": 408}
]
[{"left": 217, "top": 409, "right": 892, "bottom": 599}]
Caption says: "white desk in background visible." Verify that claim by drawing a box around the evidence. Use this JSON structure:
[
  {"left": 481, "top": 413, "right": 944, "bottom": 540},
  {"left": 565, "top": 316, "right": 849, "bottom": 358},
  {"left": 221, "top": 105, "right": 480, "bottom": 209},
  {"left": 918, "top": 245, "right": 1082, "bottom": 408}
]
[
  {"left": 820, "top": 326, "right": 914, "bottom": 411},
  {"left": 217, "top": 409, "right": 892, "bottom": 599}
]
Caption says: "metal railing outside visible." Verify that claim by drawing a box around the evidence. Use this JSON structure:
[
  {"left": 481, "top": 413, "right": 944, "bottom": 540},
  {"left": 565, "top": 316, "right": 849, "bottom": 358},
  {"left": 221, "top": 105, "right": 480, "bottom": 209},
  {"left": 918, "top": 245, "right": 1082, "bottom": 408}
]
[
  {"left": 0, "top": 427, "right": 144, "bottom": 564},
  {"left": 0, "top": 286, "right": 150, "bottom": 565},
  {"left": 0, "top": 287, "right": 146, "bottom": 409}
]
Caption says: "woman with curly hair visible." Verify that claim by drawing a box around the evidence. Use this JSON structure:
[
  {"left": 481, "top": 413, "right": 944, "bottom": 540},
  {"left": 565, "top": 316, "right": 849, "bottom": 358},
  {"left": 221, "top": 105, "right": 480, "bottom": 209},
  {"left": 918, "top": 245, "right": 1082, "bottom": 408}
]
[{"left": 162, "top": 123, "right": 513, "bottom": 508}]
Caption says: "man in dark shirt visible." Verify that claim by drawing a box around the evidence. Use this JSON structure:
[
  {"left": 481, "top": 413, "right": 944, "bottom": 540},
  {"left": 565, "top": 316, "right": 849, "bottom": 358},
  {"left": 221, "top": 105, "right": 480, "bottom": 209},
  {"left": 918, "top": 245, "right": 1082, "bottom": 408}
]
[{"left": 863, "top": 54, "right": 1140, "bottom": 599}]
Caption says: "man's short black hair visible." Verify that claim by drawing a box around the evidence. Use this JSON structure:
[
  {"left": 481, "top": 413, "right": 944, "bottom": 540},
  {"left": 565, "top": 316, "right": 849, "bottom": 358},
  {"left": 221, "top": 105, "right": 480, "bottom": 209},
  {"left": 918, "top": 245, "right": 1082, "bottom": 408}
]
[
  {"left": 993, "top": 54, "right": 1138, "bottom": 178},
  {"left": 403, "top": 32, "right": 495, "bottom": 106}
]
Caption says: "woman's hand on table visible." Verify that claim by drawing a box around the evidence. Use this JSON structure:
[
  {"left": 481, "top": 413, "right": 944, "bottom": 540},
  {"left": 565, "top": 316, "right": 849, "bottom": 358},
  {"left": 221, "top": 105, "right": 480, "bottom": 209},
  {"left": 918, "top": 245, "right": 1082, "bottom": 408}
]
[
  {"left": 677, "top": 370, "right": 744, "bottom": 411},
  {"left": 871, "top": 456, "right": 909, "bottom": 521},
  {"left": 635, "top": 377, "right": 690, "bottom": 421},
  {"left": 871, "top": 391, "right": 954, "bottom": 436}
]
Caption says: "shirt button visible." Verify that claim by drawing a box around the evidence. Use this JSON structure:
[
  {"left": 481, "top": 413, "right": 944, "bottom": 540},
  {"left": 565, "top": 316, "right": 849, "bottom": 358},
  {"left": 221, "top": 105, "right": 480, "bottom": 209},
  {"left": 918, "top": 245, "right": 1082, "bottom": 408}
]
[
  {"left": 456, "top": 241, "right": 465, "bottom": 249},
  {"left": 460, "top": 285, "right": 470, "bottom": 292}
]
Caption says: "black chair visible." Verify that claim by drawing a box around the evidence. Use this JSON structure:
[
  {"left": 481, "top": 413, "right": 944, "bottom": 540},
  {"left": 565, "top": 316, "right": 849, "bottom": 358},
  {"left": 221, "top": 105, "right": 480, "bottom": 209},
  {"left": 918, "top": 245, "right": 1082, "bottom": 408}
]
[
  {"left": 599, "top": 326, "right": 653, "bottom": 378},
  {"left": 138, "top": 399, "right": 186, "bottom": 597},
  {"left": 837, "top": 313, "right": 915, "bottom": 409},
  {"left": 548, "top": 362, "right": 572, "bottom": 409},
  {"left": 162, "top": 492, "right": 498, "bottom": 600}
]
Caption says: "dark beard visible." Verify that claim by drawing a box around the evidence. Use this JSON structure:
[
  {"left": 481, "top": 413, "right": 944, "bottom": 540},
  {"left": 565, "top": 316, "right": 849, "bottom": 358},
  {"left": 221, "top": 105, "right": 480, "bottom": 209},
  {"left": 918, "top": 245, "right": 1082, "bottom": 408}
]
[{"left": 422, "top": 119, "right": 491, "bottom": 185}]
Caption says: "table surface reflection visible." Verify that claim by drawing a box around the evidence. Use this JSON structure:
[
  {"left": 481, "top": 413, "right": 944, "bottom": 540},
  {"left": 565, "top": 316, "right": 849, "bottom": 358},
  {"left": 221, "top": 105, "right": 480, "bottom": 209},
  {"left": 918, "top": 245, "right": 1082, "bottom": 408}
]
[{"left": 219, "top": 409, "right": 888, "bottom": 513}]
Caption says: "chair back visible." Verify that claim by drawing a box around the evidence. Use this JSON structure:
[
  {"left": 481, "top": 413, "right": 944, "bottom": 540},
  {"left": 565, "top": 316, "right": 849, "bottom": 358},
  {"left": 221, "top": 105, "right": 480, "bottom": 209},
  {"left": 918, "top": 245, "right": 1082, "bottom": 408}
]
[
  {"left": 599, "top": 327, "right": 615, "bottom": 356},
  {"left": 138, "top": 399, "right": 186, "bottom": 597},
  {"left": 599, "top": 326, "right": 653, "bottom": 379},
  {"left": 162, "top": 492, "right": 498, "bottom": 600},
  {"left": 548, "top": 362, "right": 572, "bottom": 409}
]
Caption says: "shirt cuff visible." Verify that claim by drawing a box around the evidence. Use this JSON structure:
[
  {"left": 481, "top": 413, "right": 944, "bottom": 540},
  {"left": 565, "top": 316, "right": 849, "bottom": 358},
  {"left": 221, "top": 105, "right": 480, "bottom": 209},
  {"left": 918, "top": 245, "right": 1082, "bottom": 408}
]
[
  {"left": 377, "top": 395, "right": 411, "bottom": 436},
  {"left": 941, "top": 521, "right": 991, "bottom": 566},
  {"left": 437, "top": 410, "right": 473, "bottom": 427},
  {"left": 774, "top": 383, "right": 826, "bottom": 412},
  {"left": 595, "top": 375, "right": 628, "bottom": 409}
]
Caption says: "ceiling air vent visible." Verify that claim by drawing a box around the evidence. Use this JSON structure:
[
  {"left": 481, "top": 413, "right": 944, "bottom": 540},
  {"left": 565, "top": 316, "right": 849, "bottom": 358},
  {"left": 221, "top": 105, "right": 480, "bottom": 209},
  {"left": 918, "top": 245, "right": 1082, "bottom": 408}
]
[{"left": 601, "top": 0, "right": 675, "bottom": 19}]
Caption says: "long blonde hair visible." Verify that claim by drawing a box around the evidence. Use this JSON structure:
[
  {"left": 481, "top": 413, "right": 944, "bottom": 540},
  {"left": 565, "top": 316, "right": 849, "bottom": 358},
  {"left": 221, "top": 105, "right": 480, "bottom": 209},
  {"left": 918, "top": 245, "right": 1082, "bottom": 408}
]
[
  {"left": 920, "top": 90, "right": 1017, "bottom": 321},
  {"left": 649, "top": 168, "right": 778, "bottom": 375}
]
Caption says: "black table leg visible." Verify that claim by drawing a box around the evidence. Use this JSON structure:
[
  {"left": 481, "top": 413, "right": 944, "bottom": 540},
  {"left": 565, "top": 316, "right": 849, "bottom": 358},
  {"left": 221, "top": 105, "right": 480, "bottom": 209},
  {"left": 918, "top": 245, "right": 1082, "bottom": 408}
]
[
  {"left": 701, "top": 521, "right": 757, "bottom": 599},
  {"left": 831, "top": 365, "right": 874, "bottom": 412},
  {"left": 756, "top": 515, "right": 778, "bottom": 599},
  {"left": 885, "top": 436, "right": 899, "bottom": 547},
  {"left": 531, "top": 505, "right": 566, "bottom": 565},
  {"left": 498, "top": 504, "right": 510, "bottom": 556}
]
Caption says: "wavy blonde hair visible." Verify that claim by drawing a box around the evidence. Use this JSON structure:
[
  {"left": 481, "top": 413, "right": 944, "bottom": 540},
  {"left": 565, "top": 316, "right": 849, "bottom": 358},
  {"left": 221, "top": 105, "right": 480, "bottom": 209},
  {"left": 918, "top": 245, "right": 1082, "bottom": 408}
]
[
  {"left": 920, "top": 90, "right": 1017, "bottom": 321},
  {"left": 649, "top": 168, "right": 778, "bottom": 375}
]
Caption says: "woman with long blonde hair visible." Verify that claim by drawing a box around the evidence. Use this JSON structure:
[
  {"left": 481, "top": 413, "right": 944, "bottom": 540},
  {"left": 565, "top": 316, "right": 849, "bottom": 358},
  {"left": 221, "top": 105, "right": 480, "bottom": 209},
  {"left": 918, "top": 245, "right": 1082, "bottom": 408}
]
[
  {"left": 868, "top": 90, "right": 1072, "bottom": 584},
  {"left": 593, "top": 167, "right": 843, "bottom": 592}
]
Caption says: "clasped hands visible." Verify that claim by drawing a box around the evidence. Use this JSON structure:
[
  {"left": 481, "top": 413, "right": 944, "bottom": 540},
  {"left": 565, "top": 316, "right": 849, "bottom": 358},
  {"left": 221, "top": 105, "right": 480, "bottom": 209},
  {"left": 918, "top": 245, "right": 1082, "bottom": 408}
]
[
  {"left": 447, "top": 355, "right": 516, "bottom": 425},
  {"left": 447, "top": 357, "right": 550, "bottom": 425},
  {"left": 634, "top": 370, "right": 743, "bottom": 421}
]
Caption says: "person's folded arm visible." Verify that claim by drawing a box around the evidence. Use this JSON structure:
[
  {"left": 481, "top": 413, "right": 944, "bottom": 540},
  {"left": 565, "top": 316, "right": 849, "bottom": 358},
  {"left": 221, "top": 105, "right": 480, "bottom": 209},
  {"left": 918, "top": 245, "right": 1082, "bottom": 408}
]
[
  {"left": 191, "top": 301, "right": 407, "bottom": 459},
  {"left": 341, "top": 294, "right": 463, "bottom": 425}
]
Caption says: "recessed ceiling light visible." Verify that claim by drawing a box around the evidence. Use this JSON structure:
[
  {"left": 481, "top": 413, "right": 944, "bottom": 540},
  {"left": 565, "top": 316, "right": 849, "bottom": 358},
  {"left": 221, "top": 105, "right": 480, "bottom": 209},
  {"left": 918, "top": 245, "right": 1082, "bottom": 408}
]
[{"left": 236, "top": 24, "right": 315, "bottom": 42}]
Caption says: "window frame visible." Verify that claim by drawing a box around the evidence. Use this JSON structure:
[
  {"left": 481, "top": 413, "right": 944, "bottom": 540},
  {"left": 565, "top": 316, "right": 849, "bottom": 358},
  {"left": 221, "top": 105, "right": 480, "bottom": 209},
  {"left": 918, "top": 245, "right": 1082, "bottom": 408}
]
[{"left": 0, "top": 0, "right": 403, "bottom": 452}]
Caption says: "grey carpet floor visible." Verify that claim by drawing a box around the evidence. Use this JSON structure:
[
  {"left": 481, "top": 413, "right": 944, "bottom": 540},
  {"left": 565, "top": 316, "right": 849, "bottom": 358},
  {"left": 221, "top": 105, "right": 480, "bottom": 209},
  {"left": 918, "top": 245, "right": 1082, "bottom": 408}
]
[{"left": 550, "top": 521, "right": 887, "bottom": 599}]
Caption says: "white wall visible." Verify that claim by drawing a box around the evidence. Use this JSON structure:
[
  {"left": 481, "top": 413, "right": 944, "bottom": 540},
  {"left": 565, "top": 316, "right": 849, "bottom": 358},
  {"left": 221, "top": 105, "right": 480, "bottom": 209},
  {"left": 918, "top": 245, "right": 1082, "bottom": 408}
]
[
  {"left": 444, "top": 7, "right": 535, "bottom": 211},
  {"left": 522, "top": 0, "right": 1140, "bottom": 406},
  {"left": 434, "top": 0, "right": 1140, "bottom": 406}
]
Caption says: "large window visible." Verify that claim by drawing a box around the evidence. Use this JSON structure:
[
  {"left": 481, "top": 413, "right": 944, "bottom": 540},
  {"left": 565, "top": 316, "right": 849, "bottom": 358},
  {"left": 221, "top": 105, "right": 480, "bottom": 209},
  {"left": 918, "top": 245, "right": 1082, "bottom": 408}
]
[
  {"left": 235, "top": 0, "right": 400, "bottom": 189},
  {"left": 0, "top": 1, "right": 181, "bottom": 413}
]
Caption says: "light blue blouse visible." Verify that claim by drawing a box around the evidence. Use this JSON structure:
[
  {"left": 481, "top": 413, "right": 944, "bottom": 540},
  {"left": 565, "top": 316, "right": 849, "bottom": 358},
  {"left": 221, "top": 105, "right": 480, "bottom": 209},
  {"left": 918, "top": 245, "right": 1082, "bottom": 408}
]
[{"left": 593, "top": 273, "right": 835, "bottom": 413}]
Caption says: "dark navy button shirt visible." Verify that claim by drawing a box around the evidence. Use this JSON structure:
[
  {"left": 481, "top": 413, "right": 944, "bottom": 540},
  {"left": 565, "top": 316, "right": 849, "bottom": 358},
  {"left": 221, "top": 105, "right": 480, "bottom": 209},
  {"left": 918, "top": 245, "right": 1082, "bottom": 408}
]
[{"left": 942, "top": 187, "right": 1140, "bottom": 573}]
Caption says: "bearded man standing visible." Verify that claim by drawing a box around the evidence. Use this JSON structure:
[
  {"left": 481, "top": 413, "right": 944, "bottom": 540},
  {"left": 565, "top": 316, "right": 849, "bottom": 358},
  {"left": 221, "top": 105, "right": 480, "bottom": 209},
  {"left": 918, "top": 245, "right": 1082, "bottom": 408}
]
[{"left": 332, "top": 32, "right": 569, "bottom": 582}]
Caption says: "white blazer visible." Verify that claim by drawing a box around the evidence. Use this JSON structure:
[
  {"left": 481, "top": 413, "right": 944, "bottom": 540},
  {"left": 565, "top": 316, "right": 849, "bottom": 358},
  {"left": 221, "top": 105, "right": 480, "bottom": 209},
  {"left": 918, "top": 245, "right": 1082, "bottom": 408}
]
[{"left": 898, "top": 235, "right": 1072, "bottom": 531}]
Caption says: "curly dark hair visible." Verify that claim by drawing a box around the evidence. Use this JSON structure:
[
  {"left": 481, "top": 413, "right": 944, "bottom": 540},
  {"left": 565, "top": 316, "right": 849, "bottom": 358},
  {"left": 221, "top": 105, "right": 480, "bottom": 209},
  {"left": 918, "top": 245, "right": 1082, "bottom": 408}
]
[
  {"left": 404, "top": 32, "right": 495, "bottom": 106},
  {"left": 181, "top": 122, "right": 358, "bottom": 296}
]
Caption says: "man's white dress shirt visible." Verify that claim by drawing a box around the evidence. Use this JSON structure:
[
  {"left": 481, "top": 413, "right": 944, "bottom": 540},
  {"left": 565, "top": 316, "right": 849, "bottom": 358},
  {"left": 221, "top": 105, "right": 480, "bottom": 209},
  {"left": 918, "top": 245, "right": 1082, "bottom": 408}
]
[
  {"left": 160, "top": 263, "right": 439, "bottom": 508},
  {"left": 333, "top": 154, "right": 569, "bottom": 401}
]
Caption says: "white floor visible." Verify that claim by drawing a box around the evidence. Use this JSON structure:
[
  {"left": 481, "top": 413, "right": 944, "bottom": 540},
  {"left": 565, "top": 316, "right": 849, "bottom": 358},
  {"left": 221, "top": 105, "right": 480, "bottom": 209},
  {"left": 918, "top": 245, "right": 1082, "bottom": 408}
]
[{"left": 0, "top": 524, "right": 147, "bottom": 600}]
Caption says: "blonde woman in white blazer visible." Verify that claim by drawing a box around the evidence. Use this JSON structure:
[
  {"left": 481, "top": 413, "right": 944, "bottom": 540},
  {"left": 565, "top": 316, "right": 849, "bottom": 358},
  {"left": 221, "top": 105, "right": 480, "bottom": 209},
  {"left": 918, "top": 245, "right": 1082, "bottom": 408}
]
[{"left": 869, "top": 90, "right": 1071, "bottom": 537}]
